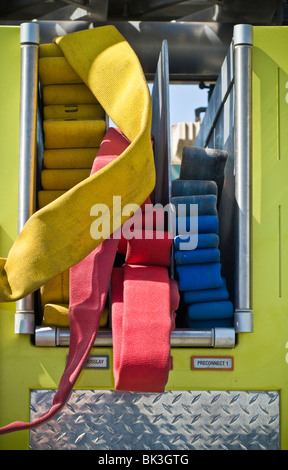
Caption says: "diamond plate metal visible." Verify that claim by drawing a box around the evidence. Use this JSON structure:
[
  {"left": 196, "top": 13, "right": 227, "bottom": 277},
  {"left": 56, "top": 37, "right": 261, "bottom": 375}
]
[{"left": 29, "top": 390, "right": 280, "bottom": 450}]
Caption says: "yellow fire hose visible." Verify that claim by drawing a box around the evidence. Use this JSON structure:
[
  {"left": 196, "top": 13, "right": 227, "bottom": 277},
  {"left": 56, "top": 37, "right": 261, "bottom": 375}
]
[{"left": 0, "top": 25, "right": 155, "bottom": 302}]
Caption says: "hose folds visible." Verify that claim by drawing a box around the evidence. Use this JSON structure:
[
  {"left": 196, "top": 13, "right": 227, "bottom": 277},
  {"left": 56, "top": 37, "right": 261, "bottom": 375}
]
[{"left": 0, "top": 25, "right": 155, "bottom": 302}]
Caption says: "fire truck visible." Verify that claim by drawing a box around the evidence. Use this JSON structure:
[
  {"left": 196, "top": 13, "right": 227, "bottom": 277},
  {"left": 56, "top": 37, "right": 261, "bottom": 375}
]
[{"left": 0, "top": 0, "right": 287, "bottom": 450}]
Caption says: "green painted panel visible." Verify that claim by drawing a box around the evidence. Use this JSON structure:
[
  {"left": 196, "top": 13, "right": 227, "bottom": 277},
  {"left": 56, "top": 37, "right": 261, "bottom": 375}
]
[{"left": 1, "top": 25, "right": 288, "bottom": 450}]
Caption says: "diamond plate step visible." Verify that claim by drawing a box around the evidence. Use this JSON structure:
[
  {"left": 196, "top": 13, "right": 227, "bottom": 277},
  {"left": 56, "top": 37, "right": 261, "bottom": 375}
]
[{"left": 29, "top": 390, "right": 280, "bottom": 450}]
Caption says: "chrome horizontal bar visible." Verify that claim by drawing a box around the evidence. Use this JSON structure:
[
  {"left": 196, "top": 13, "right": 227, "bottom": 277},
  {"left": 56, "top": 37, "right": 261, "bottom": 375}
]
[{"left": 35, "top": 327, "right": 235, "bottom": 349}]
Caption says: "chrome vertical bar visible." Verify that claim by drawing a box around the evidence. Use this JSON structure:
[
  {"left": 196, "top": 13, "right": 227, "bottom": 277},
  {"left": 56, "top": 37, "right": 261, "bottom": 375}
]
[
  {"left": 15, "top": 22, "right": 40, "bottom": 334},
  {"left": 233, "top": 24, "right": 253, "bottom": 333}
]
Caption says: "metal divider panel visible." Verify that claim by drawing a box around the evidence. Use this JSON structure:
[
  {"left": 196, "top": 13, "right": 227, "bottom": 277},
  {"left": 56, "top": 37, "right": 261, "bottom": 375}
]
[{"left": 151, "top": 39, "right": 171, "bottom": 209}]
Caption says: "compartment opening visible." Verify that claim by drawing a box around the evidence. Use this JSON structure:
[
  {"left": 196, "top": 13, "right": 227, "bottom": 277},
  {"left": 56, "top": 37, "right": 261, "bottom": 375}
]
[{"left": 16, "top": 22, "right": 252, "bottom": 349}]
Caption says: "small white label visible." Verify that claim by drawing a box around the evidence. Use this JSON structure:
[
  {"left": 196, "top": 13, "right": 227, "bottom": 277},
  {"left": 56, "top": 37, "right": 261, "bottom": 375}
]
[
  {"left": 191, "top": 356, "right": 233, "bottom": 370},
  {"left": 84, "top": 355, "right": 109, "bottom": 369}
]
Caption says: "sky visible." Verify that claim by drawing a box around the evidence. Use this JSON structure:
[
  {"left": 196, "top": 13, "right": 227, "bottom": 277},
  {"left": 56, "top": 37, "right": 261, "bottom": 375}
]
[{"left": 169, "top": 84, "right": 209, "bottom": 125}]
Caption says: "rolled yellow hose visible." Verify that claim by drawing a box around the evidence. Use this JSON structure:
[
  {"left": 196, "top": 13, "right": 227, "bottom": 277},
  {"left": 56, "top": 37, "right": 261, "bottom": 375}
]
[
  {"left": 0, "top": 25, "right": 155, "bottom": 302},
  {"left": 42, "top": 303, "right": 70, "bottom": 327},
  {"left": 39, "top": 57, "right": 83, "bottom": 85},
  {"left": 38, "top": 190, "right": 67, "bottom": 208},
  {"left": 43, "top": 104, "right": 105, "bottom": 121},
  {"left": 42, "top": 304, "right": 109, "bottom": 328},
  {"left": 43, "top": 119, "right": 106, "bottom": 149},
  {"left": 41, "top": 169, "right": 91, "bottom": 190},
  {"left": 39, "top": 43, "right": 64, "bottom": 57},
  {"left": 40, "top": 270, "right": 70, "bottom": 309},
  {"left": 42, "top": 84, "right": 99, "bottom": 105},
  {"left": 43, "top": 148, "right": 99, "bottom": 169}
]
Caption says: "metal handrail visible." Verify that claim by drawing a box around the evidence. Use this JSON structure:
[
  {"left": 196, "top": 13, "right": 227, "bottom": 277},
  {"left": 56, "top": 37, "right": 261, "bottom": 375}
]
[
  {"left": 15, "top": 22, "right": 40, "bottom": 334},
  {"left": 233, "top": 24, "right": 254, "bottom": 332},
  {"left": 35, "top": 326, "right": 236, "bottom": 349}
]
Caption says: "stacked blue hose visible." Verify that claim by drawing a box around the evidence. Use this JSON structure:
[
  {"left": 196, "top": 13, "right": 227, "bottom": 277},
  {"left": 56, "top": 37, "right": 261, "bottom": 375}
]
[{"left": 172, "top": 147, "right": 234, "bottom": 328}]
